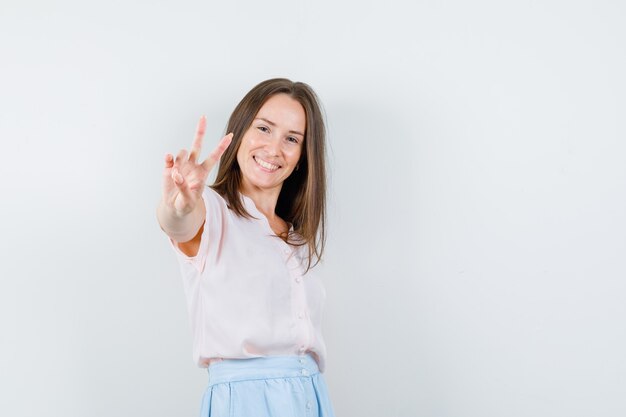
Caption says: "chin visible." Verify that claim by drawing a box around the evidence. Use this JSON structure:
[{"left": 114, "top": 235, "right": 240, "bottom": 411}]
[{"left": 247, "top": 177, "right": 280, "bottom": 190}]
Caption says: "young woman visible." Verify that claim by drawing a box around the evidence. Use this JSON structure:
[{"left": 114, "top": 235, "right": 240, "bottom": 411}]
[{"left": 157, "top": 78, "right": 335, "bottom": 417}]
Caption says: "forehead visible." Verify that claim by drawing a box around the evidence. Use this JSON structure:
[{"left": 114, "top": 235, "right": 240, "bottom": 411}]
[{"left": 256, "top": 94, "right": 306, "bottom": 133}]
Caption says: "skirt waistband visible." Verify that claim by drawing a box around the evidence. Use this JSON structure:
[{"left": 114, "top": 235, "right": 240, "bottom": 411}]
[{"left": 207, "top": 355, "right": 320, "bottom": 386}]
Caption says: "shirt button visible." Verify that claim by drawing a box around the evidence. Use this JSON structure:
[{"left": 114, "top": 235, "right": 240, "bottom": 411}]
[
  {"left": 299, "top": 345, "right": 306, "bottom": 353},
  {"left": 306, "top": 402, "right": 312, "bottom": 409},
  {"left": 295, "top": 277, "right": 301, "bottom": 283},
  {"left": 299, "top": 358, "right": 305, "bottom": 364},
  {"left": 298, "top": 312, "right": 304, "bottom": 319},
  {"left": 301, "top": 368, "right": 309, "bottom": 376},
  {"left": 284, "top": 248, "right": 290, "bottom": 254}
]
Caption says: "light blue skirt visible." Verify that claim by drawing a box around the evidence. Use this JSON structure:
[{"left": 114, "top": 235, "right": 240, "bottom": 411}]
[{"left": 200, "top": 354, "right": 336, "bottom": 417}]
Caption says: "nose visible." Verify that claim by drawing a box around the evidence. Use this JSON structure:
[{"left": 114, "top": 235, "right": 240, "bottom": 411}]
[{"left": 264, "top": 135, "right": 281, "bottom": 156}]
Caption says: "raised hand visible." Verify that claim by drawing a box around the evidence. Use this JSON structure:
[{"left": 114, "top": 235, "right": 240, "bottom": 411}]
[{"left": 162, "top": 116, "right": 233, "bottom": 217}]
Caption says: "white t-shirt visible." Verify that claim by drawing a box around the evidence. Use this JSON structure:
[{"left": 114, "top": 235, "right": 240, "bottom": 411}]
[{"left": 169, "top": 187, "right": 327, "bottom": 372}]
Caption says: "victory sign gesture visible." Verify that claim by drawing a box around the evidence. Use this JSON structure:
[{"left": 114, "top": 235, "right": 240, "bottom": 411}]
[{"left": 158, "top": 116, "right": 232, "bottom": 243}]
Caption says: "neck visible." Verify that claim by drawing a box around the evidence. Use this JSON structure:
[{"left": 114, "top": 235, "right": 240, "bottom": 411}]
[{"left": 239, "top": 182, "right": 282, "bottom": 221}]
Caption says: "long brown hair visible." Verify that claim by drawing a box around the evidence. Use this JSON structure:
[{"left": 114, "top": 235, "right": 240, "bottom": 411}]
[{"left": 211, "top": 78, "right": 327, "bottom": 272}]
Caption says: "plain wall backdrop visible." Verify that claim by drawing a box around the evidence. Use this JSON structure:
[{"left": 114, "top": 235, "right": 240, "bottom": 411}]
[{"left": 1, "top": 0, "right": 625, "bottom": 416}]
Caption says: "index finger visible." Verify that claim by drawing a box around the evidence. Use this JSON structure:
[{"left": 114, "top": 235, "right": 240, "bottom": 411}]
[
  {"left": 201, "top": 133, "right": 234, "bottom": 172},
  {"left": 189, "top": 115, "right": 206, "bottom": 163}
]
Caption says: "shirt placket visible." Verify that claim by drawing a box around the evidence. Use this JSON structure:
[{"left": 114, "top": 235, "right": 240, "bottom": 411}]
[
  {"left": 243, "top": 195, "right": 312, "bottom": 356},
  {"left": 280, "top": 243, "right": 311, "bottom": 355}
]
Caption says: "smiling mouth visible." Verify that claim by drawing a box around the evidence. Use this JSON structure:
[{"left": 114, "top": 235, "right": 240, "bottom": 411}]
[{"left": 253, "top": 156, "right": 281, "bottom": 171}]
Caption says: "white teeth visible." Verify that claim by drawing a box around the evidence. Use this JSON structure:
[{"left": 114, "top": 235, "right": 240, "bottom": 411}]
[{"left": 254, "top": 156, "right": 279, "bottom": 171}]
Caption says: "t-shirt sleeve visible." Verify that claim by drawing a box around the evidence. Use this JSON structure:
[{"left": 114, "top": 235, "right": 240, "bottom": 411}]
[{"left": 168, "top": 187, "right": 226, "bottom": 273}]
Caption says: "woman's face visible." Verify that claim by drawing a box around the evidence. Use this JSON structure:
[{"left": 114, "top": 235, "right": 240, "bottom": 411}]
[{"left": 237, "top": 93, "right": 306, "bottom": 195}]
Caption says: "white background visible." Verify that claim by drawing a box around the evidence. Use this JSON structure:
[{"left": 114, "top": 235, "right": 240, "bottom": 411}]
[{"left": 1, "top": 1, "right": 625, "bottom": 416}]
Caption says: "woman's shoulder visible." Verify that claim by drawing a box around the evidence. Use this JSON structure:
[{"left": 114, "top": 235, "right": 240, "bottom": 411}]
[
  {"left": 204, "top": 185, "right": 225, "bottom": 201},
  {"left": 203, "top": 186, "right": 233, "bottom": 212}
]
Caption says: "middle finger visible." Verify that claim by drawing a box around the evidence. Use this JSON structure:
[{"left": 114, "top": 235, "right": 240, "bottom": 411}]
[{"left": 189, "top": 115, "right": 206, "bottom": 163}]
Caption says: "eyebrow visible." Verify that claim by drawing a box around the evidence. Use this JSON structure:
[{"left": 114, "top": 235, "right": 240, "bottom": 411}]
[{"left": 255, "top": 117, "right": 304, "bottom": 137}]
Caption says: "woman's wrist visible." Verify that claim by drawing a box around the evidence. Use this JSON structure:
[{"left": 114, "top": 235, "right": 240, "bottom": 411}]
[{"left": 157, "top": 199, "right": 205, "bottom": 243}]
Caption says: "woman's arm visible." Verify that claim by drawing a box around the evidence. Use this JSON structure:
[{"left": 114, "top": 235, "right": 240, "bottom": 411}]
[
  {"left": 157, "top": 116, "right": 232, "bottom": 251},
  {"left": 157, "top": 190, "right": 206, "bottom": 244}
]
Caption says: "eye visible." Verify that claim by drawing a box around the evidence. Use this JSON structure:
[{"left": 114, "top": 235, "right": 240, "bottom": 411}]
[
  {"left": 257, "top": 125, "right": 270, "bottom": 133},
  {"left": 287, "top": 136, "right": 299, "bottom": 144}
]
